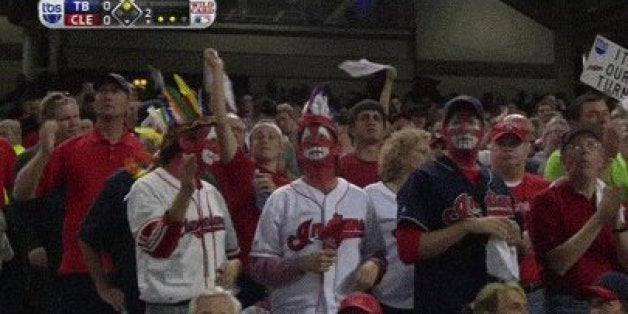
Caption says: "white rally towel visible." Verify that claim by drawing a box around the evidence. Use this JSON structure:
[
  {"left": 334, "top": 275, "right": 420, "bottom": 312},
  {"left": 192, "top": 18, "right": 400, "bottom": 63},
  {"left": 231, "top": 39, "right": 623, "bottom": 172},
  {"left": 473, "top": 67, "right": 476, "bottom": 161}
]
[
  {"left": 621, "top": 98, "right": 628, "bottom": 112},
  {"left": 338, "top": 58, "right": 394, "bottom": 78},
  {"left": 486, "top": 236, "right": 519, "bottom": 281}
]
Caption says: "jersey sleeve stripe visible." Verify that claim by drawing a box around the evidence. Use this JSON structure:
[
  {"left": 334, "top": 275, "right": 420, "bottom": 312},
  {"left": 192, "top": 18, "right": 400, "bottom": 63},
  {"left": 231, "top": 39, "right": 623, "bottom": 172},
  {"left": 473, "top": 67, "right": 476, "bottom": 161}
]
[{"left": 398, "top": 217, "right": 430, "bottom": 231}]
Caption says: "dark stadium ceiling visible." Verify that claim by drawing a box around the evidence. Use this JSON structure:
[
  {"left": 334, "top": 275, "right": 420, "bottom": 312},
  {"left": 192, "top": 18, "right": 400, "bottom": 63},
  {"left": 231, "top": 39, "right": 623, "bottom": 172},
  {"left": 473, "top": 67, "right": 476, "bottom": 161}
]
[
  {"left": 217, "top": 0, "right": 628, "bottom": 47},
  {"left": 499, "top": 0, "right": 628, "bottom": 45},
  {"left": 216, "top": 0, "right": 415, "bottom": 28},
  {"left": 1, "top": 0, "right": 627, "bottom": 46}
]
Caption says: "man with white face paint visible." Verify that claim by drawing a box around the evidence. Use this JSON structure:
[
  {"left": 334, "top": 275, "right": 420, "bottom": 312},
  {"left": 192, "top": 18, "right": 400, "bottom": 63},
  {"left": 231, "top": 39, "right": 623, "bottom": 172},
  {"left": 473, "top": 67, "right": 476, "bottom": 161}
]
[
  {"left": 397, "top": 95, "right": 522, "bottom": 314},
  {"left": 248, "top": 85, "right": 386, "bottom": 314}
]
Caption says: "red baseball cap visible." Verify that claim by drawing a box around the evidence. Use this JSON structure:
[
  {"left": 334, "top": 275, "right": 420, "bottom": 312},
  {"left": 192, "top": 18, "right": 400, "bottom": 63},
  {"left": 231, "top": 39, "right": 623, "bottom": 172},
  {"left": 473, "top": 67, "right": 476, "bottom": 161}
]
[
  {"left": 580, "top": 272, "right": 628, "bottom": 301},
  {"left": 491, "top": 121, "right": 530, "bottom": 143},
  {"left": 338, "top": 292, "right": 383, "bottom": 314}
]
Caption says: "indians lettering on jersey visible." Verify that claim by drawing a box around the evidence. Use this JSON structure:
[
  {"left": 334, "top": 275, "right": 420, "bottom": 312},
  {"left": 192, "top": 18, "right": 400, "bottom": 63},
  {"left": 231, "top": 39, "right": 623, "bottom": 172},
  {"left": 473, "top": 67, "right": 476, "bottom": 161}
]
[
  {"left": 287, "top": 213, "right": 365, "bottom": 251},
  {"left": 485, "top": 191, "right": 515, "bottom": 218},
  {"left": 184, "top": 216, "right": 225, "bottom": 238},
  {"left": 442, "top": 193, "right": 482, "bottom": 225},
  {"left": 442, "top": 191, "right": 514, "bottom": 225}
]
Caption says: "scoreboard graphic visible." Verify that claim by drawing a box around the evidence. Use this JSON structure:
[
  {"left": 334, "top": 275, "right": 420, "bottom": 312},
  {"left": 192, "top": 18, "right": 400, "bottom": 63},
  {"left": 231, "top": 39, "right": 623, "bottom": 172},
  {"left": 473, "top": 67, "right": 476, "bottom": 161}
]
[{"left": 39, "top": 0, "right": 216, "bottom": 29}]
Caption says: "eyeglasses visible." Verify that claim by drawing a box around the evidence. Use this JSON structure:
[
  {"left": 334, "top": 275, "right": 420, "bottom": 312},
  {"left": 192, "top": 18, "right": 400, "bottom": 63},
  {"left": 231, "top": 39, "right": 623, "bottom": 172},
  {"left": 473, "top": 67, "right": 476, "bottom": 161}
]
[{"left": 565, "top": 141, "right": 602, "bottom": 153}]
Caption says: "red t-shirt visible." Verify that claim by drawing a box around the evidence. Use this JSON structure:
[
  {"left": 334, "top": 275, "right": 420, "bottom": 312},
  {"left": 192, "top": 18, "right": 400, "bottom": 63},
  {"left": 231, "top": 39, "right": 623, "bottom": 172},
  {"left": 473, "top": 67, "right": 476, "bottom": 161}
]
[
  {"left": 0, "top": 139, "right": 16, "bottom": 208},
  {"left": 508, "top": 174, "right": 550, "bottom": 286},
  {"left": 339, "top": 153, "right": 379, "bottom": 188},
  {"left": 529, "top": 180, "right": 621, "bottom": 293},
  {"left": 37, "top": 129, "right": 146, "bottom": 275},
  {"left": 213, "top": 149, "right": 290, "bottom": 267},
  {"left": 22, "top": 131, "right": 39, "bottom": 149}
]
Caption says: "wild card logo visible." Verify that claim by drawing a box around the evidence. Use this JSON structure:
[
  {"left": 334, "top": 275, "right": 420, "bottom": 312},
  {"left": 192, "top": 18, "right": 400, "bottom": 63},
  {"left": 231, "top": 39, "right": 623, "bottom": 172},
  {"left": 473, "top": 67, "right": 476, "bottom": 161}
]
[
  {"left": 190, "top": 0, "right": 217, "bottom": 27},
  {"left": 442, "top": 193, "right": 482, "bottom": 225},
  {"left": 39, "top": 0, "right": 64, "bottom": 27}
]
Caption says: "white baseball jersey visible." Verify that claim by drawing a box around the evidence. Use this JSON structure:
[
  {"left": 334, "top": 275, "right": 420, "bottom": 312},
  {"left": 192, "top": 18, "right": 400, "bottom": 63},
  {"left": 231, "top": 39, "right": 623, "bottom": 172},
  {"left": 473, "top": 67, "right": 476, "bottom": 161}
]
[
  {"left": 127, "top": 167, "right": 239, "bottom": 304},
  {"left": 250, "top": 178, "right": 385, "bottom": 314},
  {"left": 364, "top": 182, "right": 414, "bottom": 309}
]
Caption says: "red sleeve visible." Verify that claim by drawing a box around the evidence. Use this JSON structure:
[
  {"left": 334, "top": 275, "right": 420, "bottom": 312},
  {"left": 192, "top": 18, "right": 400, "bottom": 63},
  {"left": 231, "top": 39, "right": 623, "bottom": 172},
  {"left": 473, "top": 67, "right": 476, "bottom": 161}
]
[
  {"left": 397, "top": 222, "right": 422, "bottom": 264},
  {"left": 22, "top": 131, "right": 39, "bottom": 149},
  {"left": 136, "top": 214, "right": 184, "bottom": 258},
  {"left": 1, "top": 140, "right": 16, "bottom": 189},
  {"left": 248, "top": 256, "right": 304, "bottom": 286},
  {"left": 217, "top": 148, "right": 255, "bottom": 187},
  {"left": 36, "top": 143, "right": 66, "bottom": 197},
  {"left": 0, "top": 140, "right": 15, "bottom": 207},
  {"left": 528, "top": 189, "right": 563, "bottom": 257}
]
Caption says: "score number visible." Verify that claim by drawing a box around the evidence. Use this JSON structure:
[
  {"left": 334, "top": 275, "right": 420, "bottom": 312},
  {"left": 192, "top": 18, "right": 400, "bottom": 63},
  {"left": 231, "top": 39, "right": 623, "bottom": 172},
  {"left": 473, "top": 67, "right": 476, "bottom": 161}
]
[{"left": 39, "top": 0, "right": 216, "bottom": 29}]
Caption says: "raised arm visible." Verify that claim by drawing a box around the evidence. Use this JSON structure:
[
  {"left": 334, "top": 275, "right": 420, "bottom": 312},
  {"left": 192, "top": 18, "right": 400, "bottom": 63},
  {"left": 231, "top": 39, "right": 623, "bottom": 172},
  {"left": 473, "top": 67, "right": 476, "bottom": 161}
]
[
  {"left": 13, "top": 121, "right": 57, "bottom": 200},
  {"left": 128, "top": 156, "right": 196, "bottom": 258},
  {"left": 540, "top": 187, "right": 622, "bottom": 276},
  {"left": 204, "top": 48, "right": 237, "bottom": 163},
  {"left": 378, "top": 67, "right": 396, "bottom": 117}
]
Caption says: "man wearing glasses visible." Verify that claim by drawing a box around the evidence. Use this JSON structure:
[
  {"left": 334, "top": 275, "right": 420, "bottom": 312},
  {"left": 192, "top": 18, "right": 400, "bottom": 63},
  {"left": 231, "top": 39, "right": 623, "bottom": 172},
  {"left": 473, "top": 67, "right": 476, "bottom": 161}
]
[
  {"left": 529, "top": 125, "right": 628, "bottom": 314},
  {"left": 544, "top": 92, "right": 628, "bottom": 195}
]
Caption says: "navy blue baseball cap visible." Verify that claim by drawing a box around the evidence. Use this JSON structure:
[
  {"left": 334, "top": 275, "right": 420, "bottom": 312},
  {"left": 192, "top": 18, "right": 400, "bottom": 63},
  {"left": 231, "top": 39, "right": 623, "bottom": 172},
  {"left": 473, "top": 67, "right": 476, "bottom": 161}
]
[
  {"left": 560, "top": 124, "right": 603, "bottom": 153},
  {"left": 443, "top": 95, "right": 485, "bottom": 125},
  {"left": 94, "top": 73, "right": 133, "bottom": 94}
]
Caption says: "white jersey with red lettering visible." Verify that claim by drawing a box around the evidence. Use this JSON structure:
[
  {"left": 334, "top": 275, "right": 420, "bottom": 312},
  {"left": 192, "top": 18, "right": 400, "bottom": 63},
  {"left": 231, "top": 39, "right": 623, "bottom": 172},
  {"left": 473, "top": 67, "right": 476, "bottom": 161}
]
[
  {"left": 250, "top": 178, "right": 384, "bottom": 314},
  {"left": 127, "top": 167, "right": 239, "bottom": 304},
  {"left": 365, "top": 182, "right": 414, "bottom": 310}
]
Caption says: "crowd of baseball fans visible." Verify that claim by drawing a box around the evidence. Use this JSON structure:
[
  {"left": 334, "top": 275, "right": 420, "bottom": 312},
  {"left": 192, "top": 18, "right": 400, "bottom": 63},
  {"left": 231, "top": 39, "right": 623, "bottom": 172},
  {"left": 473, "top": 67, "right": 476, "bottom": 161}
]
[{"left": 0, "top": 48, "right": 626, "bottom": 314}]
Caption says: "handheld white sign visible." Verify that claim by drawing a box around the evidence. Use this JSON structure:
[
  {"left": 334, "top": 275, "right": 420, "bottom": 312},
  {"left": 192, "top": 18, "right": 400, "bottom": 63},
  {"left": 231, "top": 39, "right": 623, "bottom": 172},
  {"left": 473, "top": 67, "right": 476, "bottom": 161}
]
[{"left": 580, "top": 35, "right": 628, "bottom": 102}]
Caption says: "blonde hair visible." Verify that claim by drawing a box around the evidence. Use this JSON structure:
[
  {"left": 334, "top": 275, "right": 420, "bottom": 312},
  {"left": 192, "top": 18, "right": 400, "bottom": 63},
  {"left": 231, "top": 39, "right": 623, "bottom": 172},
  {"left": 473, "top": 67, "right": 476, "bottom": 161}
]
[
  {"left": 188, "top": 287, "right": 242, "bottom": 314},
  {"left": 0, "top": 119, "right": 22, "bottom": 147},
  {"left": 470, "top": 282, "right": 526, "bottom": 314},
  {"left": 40, "top": 92, "right": 78, "bottom": 120},
  {"left": 379, "top": 128, "right": 431, "bottom": 183}
]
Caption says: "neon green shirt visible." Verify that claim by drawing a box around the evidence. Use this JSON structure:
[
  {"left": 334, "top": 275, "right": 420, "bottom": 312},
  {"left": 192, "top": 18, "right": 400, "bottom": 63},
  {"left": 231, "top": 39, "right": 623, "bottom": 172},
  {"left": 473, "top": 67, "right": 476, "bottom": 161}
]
[{"left": 544, "top": 150, "right": 628, "bottom": 200}]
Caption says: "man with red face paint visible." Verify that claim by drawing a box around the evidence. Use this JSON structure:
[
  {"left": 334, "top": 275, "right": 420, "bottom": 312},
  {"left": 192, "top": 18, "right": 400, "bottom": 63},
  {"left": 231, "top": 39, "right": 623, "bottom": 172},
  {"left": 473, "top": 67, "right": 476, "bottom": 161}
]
[
  {"left": 396, "top": 95, "right": 522, "bottom": 314},
  {"left": 248, "top": 85, "right": 387, "bottom": 314},
  {"left": 126, "top": 117, "right": 241, "bottom": 312}
]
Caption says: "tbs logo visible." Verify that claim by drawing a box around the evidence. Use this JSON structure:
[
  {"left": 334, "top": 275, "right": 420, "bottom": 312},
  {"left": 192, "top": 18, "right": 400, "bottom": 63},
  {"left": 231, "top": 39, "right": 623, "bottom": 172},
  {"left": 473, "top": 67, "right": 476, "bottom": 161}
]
[
  {"left": 39, "top": 0, "right": 64, "bottom": 28},
  {"left": 595, "top": 38, "right": 608, "bottom": 56}
]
